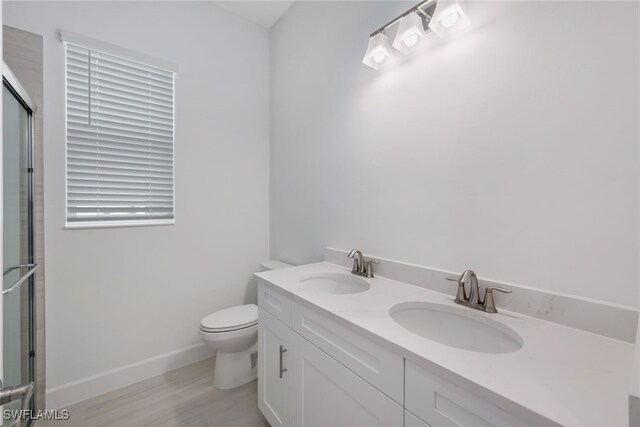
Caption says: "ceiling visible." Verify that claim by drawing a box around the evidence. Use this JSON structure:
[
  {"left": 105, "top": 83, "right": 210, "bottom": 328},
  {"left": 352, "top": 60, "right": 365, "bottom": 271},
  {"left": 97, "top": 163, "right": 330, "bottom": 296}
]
[{"left": 213, "top": 1, "right": 296, "bottom": 28}]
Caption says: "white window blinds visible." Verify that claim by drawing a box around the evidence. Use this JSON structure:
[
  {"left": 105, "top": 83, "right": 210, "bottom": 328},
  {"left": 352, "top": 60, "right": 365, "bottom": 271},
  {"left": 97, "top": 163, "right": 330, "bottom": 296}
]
[{"left": 65, "top": 42, "right": 175, "bottom": 226}]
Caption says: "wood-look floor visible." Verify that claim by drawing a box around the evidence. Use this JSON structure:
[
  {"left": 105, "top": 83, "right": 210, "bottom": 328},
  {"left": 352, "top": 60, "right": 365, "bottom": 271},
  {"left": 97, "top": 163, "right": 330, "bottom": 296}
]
[{"left": 36, "top": 358, "right": 269, "bottom": 427}]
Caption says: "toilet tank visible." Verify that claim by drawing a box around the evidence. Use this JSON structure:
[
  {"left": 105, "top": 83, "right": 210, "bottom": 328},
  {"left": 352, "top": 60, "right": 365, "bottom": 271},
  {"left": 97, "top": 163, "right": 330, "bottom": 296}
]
[{"left": 259, "top": 260, "right": 292, "bottom": 272}]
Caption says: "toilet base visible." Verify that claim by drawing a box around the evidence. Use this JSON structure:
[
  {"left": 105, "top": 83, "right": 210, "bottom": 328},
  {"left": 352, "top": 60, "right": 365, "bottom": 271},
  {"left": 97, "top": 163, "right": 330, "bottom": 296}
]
[{"left": 213, "top": 342, "right": 258, "bottom": 390}]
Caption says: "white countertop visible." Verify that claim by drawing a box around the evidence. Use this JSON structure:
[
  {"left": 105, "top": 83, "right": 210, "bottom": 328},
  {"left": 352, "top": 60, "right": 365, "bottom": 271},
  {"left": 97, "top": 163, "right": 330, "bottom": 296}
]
[{"left": 255, "top": 262, "right": 635, "bottom": 427}]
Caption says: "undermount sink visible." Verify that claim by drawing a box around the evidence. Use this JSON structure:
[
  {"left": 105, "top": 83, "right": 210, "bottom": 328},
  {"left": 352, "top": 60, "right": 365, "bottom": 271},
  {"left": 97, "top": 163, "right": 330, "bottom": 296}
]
[
  {"left": 298, "top": 272, "right": 370, "bottom": 295},
  {"left": 390, "top": 302, "right": 523, "bottom": 354}
]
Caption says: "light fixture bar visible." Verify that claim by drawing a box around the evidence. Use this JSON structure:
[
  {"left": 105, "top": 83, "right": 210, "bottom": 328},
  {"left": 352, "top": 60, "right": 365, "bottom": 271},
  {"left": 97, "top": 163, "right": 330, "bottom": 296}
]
[
  {"left": 369, "top": 0, "right": 436, "bottom": 37},
  {"left": 363, "top": 0, "right": 470, "bottom": 70}
]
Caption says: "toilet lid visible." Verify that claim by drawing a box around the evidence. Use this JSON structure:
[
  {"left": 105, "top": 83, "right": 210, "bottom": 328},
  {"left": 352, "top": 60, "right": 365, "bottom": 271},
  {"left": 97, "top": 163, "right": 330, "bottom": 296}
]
[{"left": 200, "top": 304, "right": 258, "bottom": 332}]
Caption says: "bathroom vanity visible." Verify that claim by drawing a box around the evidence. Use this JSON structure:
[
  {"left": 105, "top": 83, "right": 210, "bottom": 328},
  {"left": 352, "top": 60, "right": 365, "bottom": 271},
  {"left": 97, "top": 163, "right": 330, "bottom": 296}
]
[{"left": 255, "top": 262, "right": 634, "bottom": 427}]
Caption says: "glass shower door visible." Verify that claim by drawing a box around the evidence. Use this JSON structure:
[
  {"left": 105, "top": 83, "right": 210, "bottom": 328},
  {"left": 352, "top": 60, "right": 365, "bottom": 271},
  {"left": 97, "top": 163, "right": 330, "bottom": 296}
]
[{"left": 3, "top": 81, "right": 35, "bottom": 418}]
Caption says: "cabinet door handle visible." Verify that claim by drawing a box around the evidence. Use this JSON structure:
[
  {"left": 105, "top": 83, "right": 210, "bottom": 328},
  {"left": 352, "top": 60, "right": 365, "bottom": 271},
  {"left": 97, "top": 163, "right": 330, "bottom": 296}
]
[{"left": 279, "top": 345, "right": 287, "bottom": 378}]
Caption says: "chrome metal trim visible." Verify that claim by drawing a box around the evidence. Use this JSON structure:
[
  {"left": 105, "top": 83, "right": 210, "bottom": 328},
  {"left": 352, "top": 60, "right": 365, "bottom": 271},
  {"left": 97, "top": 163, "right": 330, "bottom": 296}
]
[
  {"left": 3, "top": 264, "right": 38, "bottom": 295},
  {"left": 2, "top": 61, "right": 37, "bottom": 113},
  {"left": 279, "top": 345, "right": 287, "bottom": 379},
  {"left": 3, "top": 264, "right": 38, "bottom": 276},
  {"left": 3, "top": 62, "right": 38, "bottom": 417},
  {"left": 347, "top": 249, "right": 365, "bottom": 275},
  {"left": 370, "top": 0, "right": 436, "bottom": 37},
  {"left": 483, "top": 286, "right": 512, "bottom": 314},
  {"left": 347, "top": 248, "right": 379, "bottom": 278},
  {"left": 0, "top": 380, "right": 34, "bottom": 427},
  {"left": 447, "top": 271, "right": 513, "bottom": 314}
]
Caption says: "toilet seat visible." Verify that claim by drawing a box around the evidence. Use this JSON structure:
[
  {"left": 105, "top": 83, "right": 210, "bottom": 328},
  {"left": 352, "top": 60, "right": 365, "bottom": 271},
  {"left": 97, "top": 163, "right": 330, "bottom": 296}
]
[
  {"left": 200, "top": 304, "right": 258, "bottom": 333},
  {"left": 199, "top": 261, "right": 291, "bottom": 390},
  {"left": 200, "top": 322, "right": 257, "bottom": 334}
]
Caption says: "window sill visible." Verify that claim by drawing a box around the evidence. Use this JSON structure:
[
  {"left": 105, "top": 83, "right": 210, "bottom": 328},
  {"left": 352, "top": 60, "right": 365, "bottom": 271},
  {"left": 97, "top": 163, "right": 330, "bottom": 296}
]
[{"left": 64, "top": 219, "right": 175, "bottom": 230}]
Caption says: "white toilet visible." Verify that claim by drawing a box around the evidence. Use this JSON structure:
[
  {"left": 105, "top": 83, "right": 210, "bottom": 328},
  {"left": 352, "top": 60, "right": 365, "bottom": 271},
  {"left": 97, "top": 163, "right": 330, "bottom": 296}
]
[{"left": 200, "top": 260, "right": 291, "bottom": 389}]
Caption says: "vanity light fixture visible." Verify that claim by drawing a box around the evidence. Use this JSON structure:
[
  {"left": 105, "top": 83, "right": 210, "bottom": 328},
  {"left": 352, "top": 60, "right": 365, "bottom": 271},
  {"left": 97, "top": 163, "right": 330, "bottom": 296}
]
[
  {"left": 363, "top": 0, "right": 469, "bottom": 70},
  {"left": 362, "top": 32, "right": 396, "bottom": 69},
  {"left": 429, "top": 0, "right": 470, "bottom": 37},
  {"left": 392, "top": 11, "right": 429, "bottom": 54}
]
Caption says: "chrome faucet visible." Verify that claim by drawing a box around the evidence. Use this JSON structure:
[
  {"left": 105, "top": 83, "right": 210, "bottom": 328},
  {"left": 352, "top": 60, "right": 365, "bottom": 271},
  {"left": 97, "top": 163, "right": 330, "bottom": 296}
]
[
  {"left": 446, "top": 269, "right": 512, "bottom": 313},
  {"left": 347, "top": 249, "right": 365, "bottom": 275},
  {"left": 347, "top": 249, "right": 378, "bottom": 278}
]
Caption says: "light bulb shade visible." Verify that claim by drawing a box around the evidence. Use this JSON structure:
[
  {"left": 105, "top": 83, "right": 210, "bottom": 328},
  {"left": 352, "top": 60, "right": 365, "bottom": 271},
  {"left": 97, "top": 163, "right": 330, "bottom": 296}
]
[
  {"left": 428, "top": 0, "right": 470, "bottom": 37},
  {"left": 392, "top": 12, "right": 428, "bottom": 54},
  {"left": 362, "top": 33, "right": 395, "bottom": 70}
]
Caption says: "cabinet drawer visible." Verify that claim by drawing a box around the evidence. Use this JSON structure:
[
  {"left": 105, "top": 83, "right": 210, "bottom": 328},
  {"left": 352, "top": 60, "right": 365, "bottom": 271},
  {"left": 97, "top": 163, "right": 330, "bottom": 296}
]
[
  {"left": 292, "top": 302, "right": 404, "bottom": 404},
  {"left": 258, "top": 282, "right": 292, "bottom": 326},
  {"left": 406, "top": 361, "right": 532, "bottom": 427}
]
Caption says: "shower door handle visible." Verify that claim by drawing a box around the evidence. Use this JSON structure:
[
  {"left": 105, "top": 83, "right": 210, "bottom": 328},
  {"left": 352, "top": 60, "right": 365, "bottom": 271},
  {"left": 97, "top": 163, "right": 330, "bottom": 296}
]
[
  {"left": 0, "top": 380, "right": 34, "bottom": 427},
  {"left": 3, "top": 264, "right": 38, "bottom": 295},
  {"left": 3, "top": 263, "right": 37, "bottom": 276}
]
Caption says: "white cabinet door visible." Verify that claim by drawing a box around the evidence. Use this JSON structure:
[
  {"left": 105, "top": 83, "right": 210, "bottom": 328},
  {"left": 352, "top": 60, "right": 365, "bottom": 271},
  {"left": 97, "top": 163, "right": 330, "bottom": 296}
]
[
  {"left": 258, "top": 308, "right": 292, "bottom": 427},
  {"left": 290, "top": 332, "right": 403, "bottom": 427}
]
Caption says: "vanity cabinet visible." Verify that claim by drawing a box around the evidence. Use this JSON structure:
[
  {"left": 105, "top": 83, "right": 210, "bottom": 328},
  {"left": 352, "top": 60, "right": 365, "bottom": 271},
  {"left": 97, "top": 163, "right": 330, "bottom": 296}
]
[
  {"left": 257, "top": 282, "right": 533, "bottom": 427},
  {"left": 258, "top": 302, "right": 402, "bottom": 427}
]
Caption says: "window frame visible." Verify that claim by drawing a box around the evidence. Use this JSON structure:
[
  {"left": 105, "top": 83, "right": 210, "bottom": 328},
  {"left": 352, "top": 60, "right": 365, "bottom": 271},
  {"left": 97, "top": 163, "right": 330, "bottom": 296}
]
[{"left": 62, "top": 31, "right": 177, "bottom": 229}]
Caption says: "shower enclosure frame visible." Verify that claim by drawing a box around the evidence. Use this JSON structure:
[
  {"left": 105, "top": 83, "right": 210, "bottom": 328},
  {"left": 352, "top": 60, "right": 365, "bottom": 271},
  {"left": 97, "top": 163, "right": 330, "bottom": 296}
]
[{"left": 3, "top": 60, "right": 38, "bottom": 423}]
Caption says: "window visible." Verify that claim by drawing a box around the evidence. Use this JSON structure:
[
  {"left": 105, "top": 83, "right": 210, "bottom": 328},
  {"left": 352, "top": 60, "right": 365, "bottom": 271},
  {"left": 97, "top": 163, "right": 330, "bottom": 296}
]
[{"left": 64, "top": 35, "right": 176, "bottom": 227}]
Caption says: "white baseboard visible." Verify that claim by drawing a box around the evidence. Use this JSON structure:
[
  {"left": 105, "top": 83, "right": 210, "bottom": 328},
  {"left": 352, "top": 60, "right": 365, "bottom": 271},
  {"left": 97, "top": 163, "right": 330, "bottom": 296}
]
[{"left": 46, "top": 343, "right": 213, "bottom": 410}]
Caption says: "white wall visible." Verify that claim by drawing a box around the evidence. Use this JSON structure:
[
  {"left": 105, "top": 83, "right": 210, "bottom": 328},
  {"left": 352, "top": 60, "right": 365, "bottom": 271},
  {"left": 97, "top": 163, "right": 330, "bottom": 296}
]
[
  {"left": 270, "top": 1, "right": 640, "bottom": 308},
  {"left": 4, "top": 0, "right": 270, "bottom": 407}
]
